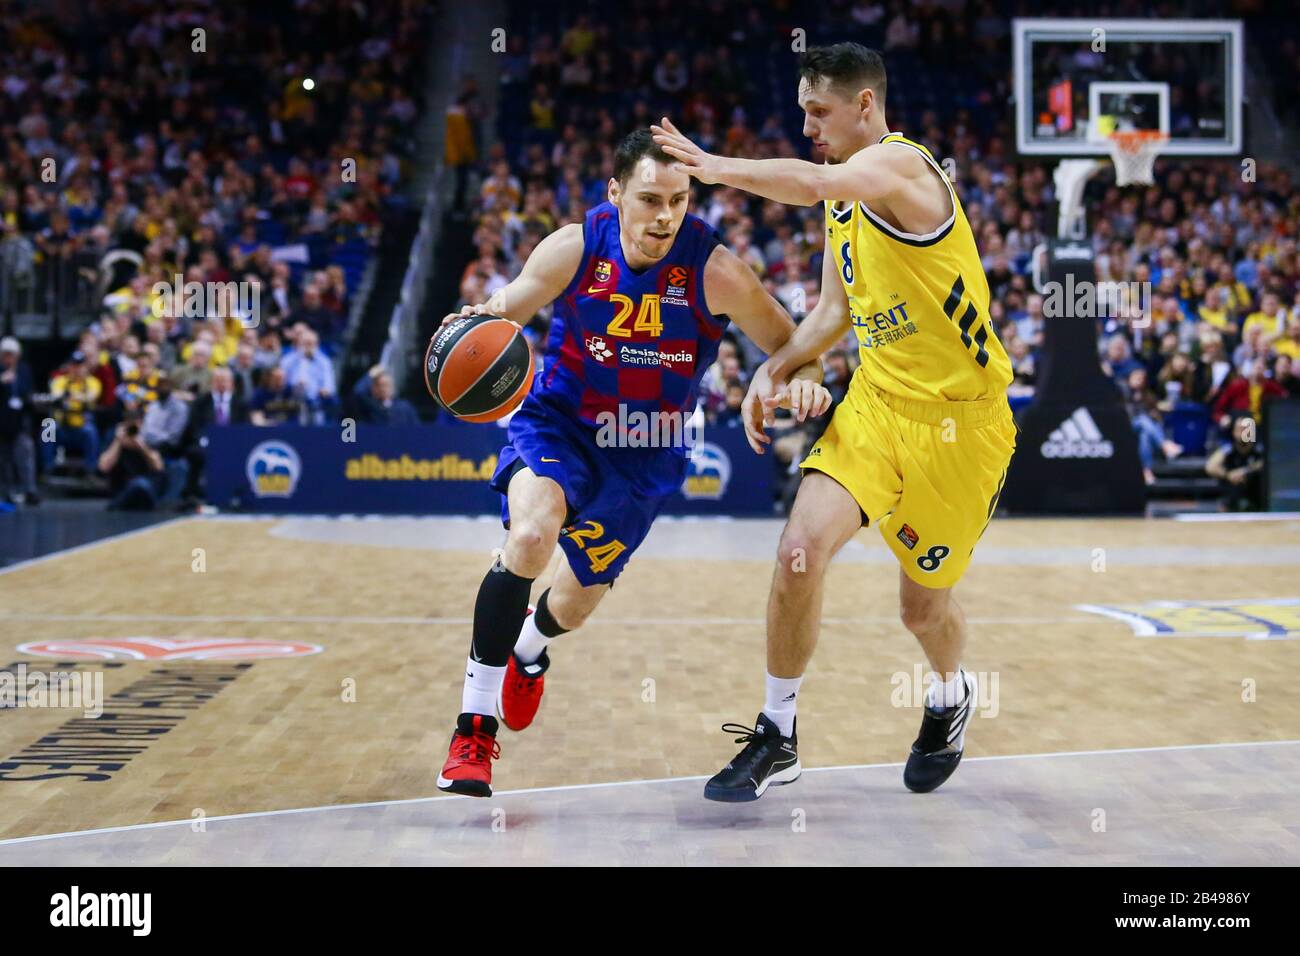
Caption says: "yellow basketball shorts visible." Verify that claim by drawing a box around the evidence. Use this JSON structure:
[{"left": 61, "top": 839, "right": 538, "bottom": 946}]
[{"left": 800, "top": 382, "right": 1017, "bottom": 589}]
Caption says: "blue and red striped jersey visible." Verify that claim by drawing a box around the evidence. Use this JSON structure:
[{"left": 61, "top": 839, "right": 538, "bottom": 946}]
[{"left": 534, "top": 202, "right": 728, "bottom": 442}]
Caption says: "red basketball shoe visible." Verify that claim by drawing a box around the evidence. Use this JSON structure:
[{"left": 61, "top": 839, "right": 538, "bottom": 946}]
[
  {"left": 437, "top": 713, "right": 501, "bottom": 797},
  {"left": 498, "top": 649, "right": 550, "bottom": 732}
]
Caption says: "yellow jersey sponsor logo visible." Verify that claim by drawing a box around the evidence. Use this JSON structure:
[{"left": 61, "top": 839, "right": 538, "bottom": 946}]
[
  {"left": 850, "top": 300, "right": 918, "bottom": 349},
  {"left": 826, "top": 133, "right": 1012, "bottom": 402}
]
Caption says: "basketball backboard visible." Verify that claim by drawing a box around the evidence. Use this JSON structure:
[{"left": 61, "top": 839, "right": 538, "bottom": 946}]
[{"left": 1013, "top": 18, "right": 1243, "bottom": 156}]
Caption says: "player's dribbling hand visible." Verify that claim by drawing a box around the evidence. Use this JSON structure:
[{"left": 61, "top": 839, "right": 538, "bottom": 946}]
[
  {"left": 651, "top": 117, "right": 723, "bottom": 185},
  {"left": 438, "top": 303, "right": 521, "bottom": 331}
]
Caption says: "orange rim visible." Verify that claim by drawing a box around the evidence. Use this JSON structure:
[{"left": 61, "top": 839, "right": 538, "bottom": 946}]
[{"left": 1109, "top": 130, "right": 1169, "bottom": 153}]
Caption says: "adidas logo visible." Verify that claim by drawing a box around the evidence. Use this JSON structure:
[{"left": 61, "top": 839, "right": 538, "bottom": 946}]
[{"left": 1040, "top": 407, "right": 1114, "bottom": 459}]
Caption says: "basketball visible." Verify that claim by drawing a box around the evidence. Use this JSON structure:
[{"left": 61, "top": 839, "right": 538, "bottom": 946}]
[{"left": 424, "top": 315, "right": 533, "bottom": 422}]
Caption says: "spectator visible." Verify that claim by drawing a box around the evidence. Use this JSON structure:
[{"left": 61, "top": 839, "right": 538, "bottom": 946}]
[
  {"left": 1242, "top": 292, "right": 1287, "bottom": 343},
  {"left": 1275, "top": 355, "right": 1297, "bottom": 396},
  {"left": 295, "top": 286, "right": 341, "bottom": 341},
  {"left": 97, "top": 409, "right": 166, "bottom": 511},
  {"left": 1191, "top": 331, "right": 1234, "bottom": 406},
  {"left": 117, "top": 343, "right": 162, "bottom": 408},
  {"left": 1197, "top": 285, "right": 1232, "bottom": 332},
  {"left": 229, "top": 343, "right": 261, "bottom": 399},
  {"left": 653, "top": 51, "right": 689, "bottom": 96},
  {"left": 279, "top": 328, "right": 337, "bottom": 424},
  {"left": 714, "top": 381, "right": 747, "bottom": 428},
  {"left": 1206, "top": 416, "right": 1265, "bottom": 512},
  {"left": 249, "top": 366, "right": 303, "bottom": 426},
  {"left": 180, "top": 367, "right": 248, "bottom": 503},
  {"left": 481, "top": 159, "right": 523, "bottom": 213},
  {"left": 139, "top": 375, "right": 191, "bottom": 505},
  {"left": 0, "top": 337, "right": 39, "bottom": 505},
  {"left": 253, "top": 329, "right": 284, "bottom": 370},
  {"left": 1016, "top": 294, "right": 1045, "bottom": 347},
  {"left": 1211, "top": 358, "right": 1287, "bottom": 431},
  {"left": 194, "top": 367, "right": 248, "bottom": 430},
  {"left": 1156, "top": 350, "right": 1196, "bottom": 408},
  {"left": 357, "top": 371, "right": 419, "bottom": 425},
  {"left": 1275, "top": 318, "right": 1300, "bottom": 361},
  {"left": 1100, "top": 334, "right": 1142, "bottom": 384},
  {"left": 1007, "top": 336, "right": 1036, "bottom": 397},
  {"left": 1124, "top": 367, "right": 1182, "bottom": 485},
  {"left": 172, "top": 340, "right": 215, "bottom": 398},
  {"left": 1232, "top": 323, "right": 1270, "bottom": 371},
  {"left": 45, "top": 351, "right": 102, "bottom": 472}
]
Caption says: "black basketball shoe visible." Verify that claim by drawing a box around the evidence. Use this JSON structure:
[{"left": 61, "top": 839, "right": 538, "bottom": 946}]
[
  {"left": 904, "top": 670, "right": 977, "bottom": 793},
  {"left": 703, "top": 713, "right": 801, "bottom": 802}
]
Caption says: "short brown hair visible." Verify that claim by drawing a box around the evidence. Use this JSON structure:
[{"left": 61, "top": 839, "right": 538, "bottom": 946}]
[
  {"left": 613, "top": 129, "right": 675, "bottom": 185},
  {"left": 799, "top": 43, "right": 886, "bottom": 106}
]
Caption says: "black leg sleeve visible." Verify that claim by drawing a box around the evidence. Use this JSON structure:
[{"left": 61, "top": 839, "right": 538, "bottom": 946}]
[{"left": 470, "top": 557, "right": 535, "bottom": 666}]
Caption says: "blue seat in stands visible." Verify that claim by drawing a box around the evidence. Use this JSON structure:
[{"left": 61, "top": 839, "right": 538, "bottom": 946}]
[{"left": 1164, "top": 402, "right": 1210, "bottom": 453}]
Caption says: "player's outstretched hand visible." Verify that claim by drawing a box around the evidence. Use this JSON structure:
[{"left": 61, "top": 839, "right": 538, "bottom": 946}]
[
  {"left": 773, "top": 378, "right": 833, "bottom": 422},
  {"left": 756, "top": 379, "right": 833, "bottom": 433},
  {"left": 651, "top": 117, "right": 723, "bottom": 185}
]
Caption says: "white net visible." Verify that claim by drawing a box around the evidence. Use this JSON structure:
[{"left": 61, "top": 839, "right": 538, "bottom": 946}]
[{"left": 1108, "top": 132, "right": 1168, "bottom": 187}]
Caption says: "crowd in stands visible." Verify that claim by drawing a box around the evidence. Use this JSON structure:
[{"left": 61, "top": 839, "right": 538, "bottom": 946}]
[
  {"left": 3, "top": 1, "right": 1296, "bottom": 515},
  {"left": 0, "top": 0, "right": 428, "bottom": 509}
]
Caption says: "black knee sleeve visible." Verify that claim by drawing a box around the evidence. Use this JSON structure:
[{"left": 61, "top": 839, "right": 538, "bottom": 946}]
[
  {"left": 534, "top": 589, "right": 571, "bottom": 639},
  {"left": 470, "top": 557, "right": 535, "bottom": 666}
]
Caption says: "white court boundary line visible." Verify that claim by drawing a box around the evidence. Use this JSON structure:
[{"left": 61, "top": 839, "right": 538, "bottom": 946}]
[
  {"left": 0, "top": 515, "right": 196, "bottom": 578},
  {"left": 1174, "top": 512, "right": 1300, "bottom": 522},
  {"left": 1, "top": 739, "right": 1295, "bottom": 848},
  {"left": 0, "top": 612, "right": 1102, "bottom": 626}
]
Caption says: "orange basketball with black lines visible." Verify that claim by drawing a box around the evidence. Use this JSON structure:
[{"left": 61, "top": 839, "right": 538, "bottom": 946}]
[{"left": 424, "top": 315, "right": 533, "bottom": 422}]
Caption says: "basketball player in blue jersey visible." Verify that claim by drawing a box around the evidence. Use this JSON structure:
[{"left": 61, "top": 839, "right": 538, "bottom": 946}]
[{"left": 437, "top": 130, "right": 831, "bottom": 796}]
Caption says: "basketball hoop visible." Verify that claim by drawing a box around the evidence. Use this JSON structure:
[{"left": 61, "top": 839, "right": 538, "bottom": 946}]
[{"left": 1107, "top": 130, "right": 1168, "bottom": 187}]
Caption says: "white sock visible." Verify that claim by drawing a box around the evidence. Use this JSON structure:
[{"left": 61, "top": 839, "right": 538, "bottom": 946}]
[
  {"left": 461, "top": 656, "right": 507, "bottom": 716},
  {"left": 927, "top": 668, "right": 967, "bottom": 709},
  {"left": 763, "top": 673, "right": 802, "bottom": 738},
  {"left": 513, "top": 611, "right": 553, "bottom": 665}
]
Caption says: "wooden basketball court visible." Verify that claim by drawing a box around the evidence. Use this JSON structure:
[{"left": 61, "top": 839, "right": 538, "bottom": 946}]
[{"left": 1, "top": 513, "right": 1297, "bottom": 864}]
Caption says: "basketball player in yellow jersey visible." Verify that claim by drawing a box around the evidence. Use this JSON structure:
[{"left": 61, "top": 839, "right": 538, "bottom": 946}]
[{"left": 653, "top": 42, "right": 1017, "bottom": 800}]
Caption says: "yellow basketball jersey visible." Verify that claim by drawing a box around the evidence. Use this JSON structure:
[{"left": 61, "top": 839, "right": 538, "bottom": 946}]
[{"left": 826, "top": 133, "right": 1012, "bottom": 403}]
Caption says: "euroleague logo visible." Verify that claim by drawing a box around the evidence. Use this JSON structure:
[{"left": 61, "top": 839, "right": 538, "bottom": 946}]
[
  {"left": 664, "top": 266, "right": 690, "bottom": 306},
  {"left": 17, "top": 637, "right": 324, "bottom": 661}
]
